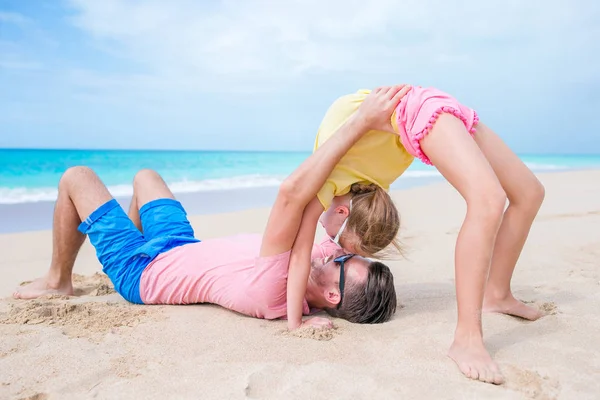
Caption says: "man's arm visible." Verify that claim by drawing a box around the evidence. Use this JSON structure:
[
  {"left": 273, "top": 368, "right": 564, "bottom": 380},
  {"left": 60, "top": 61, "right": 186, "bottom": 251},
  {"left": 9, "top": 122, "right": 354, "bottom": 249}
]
[{"left": 259, "top": 85, "right": 411, "bottom": 258}]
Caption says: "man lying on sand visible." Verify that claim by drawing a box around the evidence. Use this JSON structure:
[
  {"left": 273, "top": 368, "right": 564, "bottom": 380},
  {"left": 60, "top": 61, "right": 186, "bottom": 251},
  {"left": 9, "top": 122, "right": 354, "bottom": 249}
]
[{"left": 14, "top": 86, "right": 409, "bottom": 328}]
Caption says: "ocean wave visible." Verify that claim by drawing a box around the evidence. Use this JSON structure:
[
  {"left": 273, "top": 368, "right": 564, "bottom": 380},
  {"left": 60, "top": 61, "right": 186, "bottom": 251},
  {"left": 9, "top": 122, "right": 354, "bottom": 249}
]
[
  {"left": 523, "top": 162, "right": 564, "bottom": 171},
  {"left": 401, "top": 163, "right": 566, "bottom": 176},
  {"left": 400, "top": 170, "right": 441, "bottom": 178},
  {"left": 0, "top": 174, "right": 287, "bottom": 204},
  {"left": 0, "top": 164, "right": 573, "bottom": 205}
]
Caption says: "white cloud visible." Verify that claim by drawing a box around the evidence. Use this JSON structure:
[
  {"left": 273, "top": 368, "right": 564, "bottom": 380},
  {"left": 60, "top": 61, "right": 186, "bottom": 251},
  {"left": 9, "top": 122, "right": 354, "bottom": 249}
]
[
  {"left": 65, "top": 0, "right": 598, "bottom": 92},
  {"left": 2, "top": 1, "right": 599, "bottom": 151}
]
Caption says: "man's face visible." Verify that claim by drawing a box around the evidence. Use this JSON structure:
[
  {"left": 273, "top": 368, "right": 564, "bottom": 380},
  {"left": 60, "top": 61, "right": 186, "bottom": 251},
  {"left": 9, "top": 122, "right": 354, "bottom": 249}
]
[{"left": 309, "top": 253, "right": 370, "bottom": 307}]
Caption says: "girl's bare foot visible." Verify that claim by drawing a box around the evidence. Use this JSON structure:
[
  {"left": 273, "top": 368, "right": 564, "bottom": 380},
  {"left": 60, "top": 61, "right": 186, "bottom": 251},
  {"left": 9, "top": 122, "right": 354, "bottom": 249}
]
[
  {"left": 448, "top": 335, "right": 504, "bottom": 385},
  {"left": 13, "top": 276, "right": 73, "bottom": 299},
  {"left": 483, "top": 293, "right": 544, "bottom": 321}
]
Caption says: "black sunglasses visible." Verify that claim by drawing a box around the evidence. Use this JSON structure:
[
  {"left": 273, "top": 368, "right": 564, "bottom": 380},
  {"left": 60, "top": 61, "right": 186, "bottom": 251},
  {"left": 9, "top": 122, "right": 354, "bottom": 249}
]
[{"left": 334, "top": 254, "right": 355, "bottom": 309}]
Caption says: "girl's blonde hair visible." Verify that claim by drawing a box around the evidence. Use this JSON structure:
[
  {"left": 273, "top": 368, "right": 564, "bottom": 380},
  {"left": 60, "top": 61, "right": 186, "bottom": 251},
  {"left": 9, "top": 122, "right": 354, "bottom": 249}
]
[{"left": 346, "top": 182, "right": 402, "bottom": 258}]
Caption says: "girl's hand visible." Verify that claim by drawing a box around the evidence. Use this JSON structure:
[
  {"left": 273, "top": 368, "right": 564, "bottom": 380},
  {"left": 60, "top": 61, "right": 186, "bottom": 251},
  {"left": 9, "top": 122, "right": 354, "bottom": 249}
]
[
  {"left": 356, "top": 84, "right": 411, "bottom": 133},
  {"left": 301, "top": 317, "right": 333, "bottom": 329}
]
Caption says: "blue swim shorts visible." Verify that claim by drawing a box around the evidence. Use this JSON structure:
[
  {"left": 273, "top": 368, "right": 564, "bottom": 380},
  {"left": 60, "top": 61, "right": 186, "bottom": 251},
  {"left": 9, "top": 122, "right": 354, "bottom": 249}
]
[{"left": 78, "top": 198, "right": 200, "bottom": 304}]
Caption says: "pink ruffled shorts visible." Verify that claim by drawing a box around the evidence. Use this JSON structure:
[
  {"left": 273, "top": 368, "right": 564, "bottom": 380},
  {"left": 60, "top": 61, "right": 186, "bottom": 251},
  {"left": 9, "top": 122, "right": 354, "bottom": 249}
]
[{"left": 394, "top": 87, "right": 479, "bottom": 165}]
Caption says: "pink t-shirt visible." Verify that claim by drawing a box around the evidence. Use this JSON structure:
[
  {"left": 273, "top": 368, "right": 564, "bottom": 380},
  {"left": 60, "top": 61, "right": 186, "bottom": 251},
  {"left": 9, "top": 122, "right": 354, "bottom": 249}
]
[{"left": 139, "top": 233, "right": 338, "bottom": 320}]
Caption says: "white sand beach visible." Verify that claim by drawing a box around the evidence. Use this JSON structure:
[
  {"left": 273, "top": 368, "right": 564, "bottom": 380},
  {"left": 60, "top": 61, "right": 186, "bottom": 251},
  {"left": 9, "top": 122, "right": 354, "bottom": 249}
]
[{"left": 1, "top": 169, "right": 599, "bottom": 400}]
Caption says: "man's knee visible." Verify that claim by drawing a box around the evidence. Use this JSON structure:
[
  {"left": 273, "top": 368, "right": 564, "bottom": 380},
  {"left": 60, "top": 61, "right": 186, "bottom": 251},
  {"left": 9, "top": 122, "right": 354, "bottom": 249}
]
[
  {"left": 60, "top": 166, "right": 97, "bottom": 189},
  {"left": 133, "top": 169, "right": 162, "bottom": 186},
  {"left": 132, "top": 169, "right": 170, "bottom": 197}
]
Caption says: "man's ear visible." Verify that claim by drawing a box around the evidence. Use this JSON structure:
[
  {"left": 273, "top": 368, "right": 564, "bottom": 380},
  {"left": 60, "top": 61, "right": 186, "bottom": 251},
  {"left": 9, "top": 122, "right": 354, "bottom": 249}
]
[{"left": 324, "top": 287, "right": 341, "bottom": 307}]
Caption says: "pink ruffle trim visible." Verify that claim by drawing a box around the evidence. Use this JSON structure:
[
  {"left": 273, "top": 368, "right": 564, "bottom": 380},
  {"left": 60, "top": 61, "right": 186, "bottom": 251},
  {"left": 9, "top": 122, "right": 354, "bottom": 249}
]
[
  {"left": 472, "top": 111, "right": 480, "bottom": 131},
  {"left": 413, "top": 107, "right": 480, "bottom": 166}
]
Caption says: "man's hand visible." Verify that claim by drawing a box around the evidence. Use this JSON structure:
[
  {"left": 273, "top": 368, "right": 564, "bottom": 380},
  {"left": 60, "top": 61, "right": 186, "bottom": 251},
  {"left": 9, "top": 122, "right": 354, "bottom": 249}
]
[
  {"left": 301, "top": 317, "right": 333, "bottom": 329},
  {"left": 355, "top": 84, "right": 411, "bottom": 133}
]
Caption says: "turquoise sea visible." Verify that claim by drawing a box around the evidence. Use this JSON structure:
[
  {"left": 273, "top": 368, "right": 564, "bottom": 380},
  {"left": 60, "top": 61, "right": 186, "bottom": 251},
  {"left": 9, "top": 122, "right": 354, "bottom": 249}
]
[{"left": 1, "top": 149, "right": 600, "bottom": 205}]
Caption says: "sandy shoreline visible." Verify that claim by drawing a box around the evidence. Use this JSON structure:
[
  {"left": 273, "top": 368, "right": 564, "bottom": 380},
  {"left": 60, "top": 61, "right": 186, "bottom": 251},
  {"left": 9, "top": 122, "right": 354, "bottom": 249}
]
[{"left": 1, "top": 170, "right": 599, "bottom": 399}]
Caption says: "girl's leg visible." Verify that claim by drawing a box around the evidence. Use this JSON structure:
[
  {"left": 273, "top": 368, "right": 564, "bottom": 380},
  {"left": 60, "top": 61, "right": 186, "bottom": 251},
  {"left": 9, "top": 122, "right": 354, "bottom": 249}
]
[
  {"left": 420, "top": 114, "right": 506, "bottom": 385},
  {"left": 473, "top": 122, "right": 545, "bottom": 320}
]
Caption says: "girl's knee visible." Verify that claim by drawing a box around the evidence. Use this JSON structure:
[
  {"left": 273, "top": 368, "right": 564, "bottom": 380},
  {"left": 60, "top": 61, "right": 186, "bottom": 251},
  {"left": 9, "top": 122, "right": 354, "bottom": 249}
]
[
  {"left": 529, "top": 180, "right": 545, "bottom": 204},
  {"left": 516, "top": 179, "right": 545, "bottom": 212},
  {"left": 468, "top": 186, "right": 507, "bottom": 222}
]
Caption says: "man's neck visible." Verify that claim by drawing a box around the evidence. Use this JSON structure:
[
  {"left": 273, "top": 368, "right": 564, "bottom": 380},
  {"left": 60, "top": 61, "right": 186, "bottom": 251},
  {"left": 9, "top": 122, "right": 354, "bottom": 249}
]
[{"left": 305, "top": 279, "right": 326, "bottom": 309}]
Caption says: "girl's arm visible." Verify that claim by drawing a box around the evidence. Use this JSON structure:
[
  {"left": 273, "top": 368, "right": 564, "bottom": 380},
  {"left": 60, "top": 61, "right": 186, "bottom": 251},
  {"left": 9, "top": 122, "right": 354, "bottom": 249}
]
[
  {"left": 259, "top": 85, "right": 410, "bottom": 328},
  {"left": 259, "top": 111, "right": 373, "bottom": 257},
  {"left": 286, "top": 196, "right": 324, "bottom": 329}
]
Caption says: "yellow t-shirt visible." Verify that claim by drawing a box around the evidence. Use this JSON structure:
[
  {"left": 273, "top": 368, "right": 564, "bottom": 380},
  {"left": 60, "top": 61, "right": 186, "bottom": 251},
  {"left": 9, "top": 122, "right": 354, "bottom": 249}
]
[{"left": 314, "top": 89, "right": 414, "bottom": 210}]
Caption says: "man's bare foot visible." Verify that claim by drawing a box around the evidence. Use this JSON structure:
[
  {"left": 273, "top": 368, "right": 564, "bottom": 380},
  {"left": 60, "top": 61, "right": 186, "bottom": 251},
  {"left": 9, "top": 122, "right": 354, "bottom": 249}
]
[
  {"left": 448, "top": 336, "right": 504, "bottom": 385},
  {"left": 13, "top": 276, "right": 73, "bottom": 300},
  {"left": 483, "top": 293, "right": 544, "bottom": 321}
]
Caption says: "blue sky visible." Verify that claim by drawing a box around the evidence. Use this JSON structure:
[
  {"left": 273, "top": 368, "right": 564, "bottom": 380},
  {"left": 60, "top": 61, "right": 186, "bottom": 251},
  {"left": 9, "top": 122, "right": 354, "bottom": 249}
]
[{"left": 0, "top": 0, "right": 599, "bottom": 153}]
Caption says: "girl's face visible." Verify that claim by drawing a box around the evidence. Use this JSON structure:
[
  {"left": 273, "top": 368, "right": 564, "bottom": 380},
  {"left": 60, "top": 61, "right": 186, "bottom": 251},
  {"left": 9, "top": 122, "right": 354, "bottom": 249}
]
[
  {"left": 320, "top": 197, "right": 362, "bottom": 255},
  {"left": 319, "top": 202, "right": 349, "bottom": 243}
]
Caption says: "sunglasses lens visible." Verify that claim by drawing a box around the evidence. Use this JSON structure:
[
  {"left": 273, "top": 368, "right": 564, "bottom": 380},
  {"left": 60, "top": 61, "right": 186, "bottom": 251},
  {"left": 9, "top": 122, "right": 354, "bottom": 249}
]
[{"left": 335, "top": 254, "right": 355, "bottom": 263}]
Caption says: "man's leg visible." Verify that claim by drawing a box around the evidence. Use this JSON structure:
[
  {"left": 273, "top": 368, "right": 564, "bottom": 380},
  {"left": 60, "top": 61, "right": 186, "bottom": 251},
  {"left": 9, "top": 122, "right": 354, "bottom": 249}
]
[
  {"left": 127, "top": 169, "right": 176, "bottom": 234},
  {"left": 14, "top": 167, "right": 113, "bottom": 299},
  {"left": 131, "top": 169, "right": 197, "bottom": 241},
  {"left": 128, "top": 193, "right": 142, "bottom": 232}
]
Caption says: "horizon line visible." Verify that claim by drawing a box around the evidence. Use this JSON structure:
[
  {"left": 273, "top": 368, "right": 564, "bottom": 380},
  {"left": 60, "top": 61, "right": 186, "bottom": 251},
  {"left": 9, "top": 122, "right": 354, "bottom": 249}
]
[
  {"left": 0, "top": 147, "right": 313, "bottom": 154},
  {"left": 1, "top": 147, "right": 600, "bottom": 157}
]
